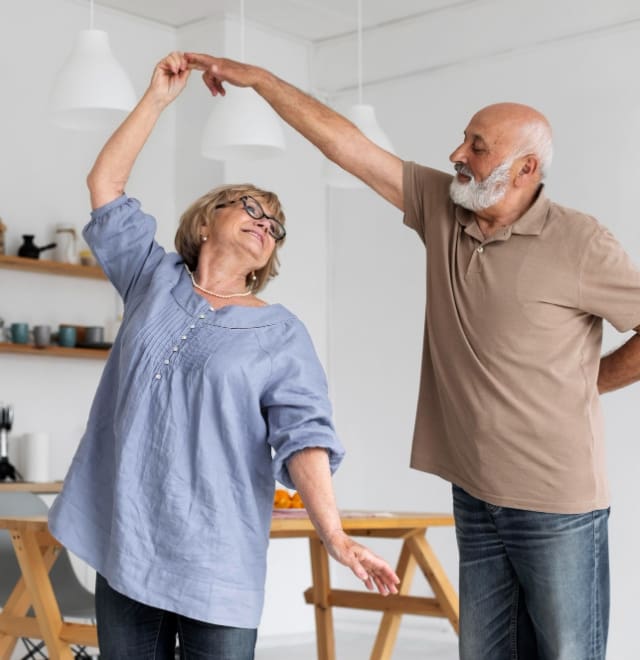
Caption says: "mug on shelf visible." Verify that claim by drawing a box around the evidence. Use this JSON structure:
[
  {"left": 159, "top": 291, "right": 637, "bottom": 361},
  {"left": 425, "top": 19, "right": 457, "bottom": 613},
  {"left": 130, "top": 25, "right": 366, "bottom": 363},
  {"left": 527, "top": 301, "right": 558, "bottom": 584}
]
[
  {"left": 10, "top": 322, "right": 29, "bottom": 344},
  {"left": 33, "top": 324, "right": 51, "bottom": 348},
  {"left": 57, "top": 325, "right": 76, "bottom": 348},
  {"left": 85, "top": 326, "right": 105, "bottom": 345}
]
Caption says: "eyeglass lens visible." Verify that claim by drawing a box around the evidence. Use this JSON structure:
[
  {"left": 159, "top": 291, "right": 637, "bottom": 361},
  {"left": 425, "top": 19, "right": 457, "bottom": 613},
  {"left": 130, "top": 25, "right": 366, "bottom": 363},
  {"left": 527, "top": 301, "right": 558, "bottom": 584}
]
[{"left": 241, "top": 197, "right": 285, "bottom": 241}]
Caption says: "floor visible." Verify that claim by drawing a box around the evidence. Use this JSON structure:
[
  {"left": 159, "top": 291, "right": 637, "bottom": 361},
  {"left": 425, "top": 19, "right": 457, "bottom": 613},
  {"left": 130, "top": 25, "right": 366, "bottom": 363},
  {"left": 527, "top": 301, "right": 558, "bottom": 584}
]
[
  {"left": 255, "top": 628, "right": 459, "bottom": 660},
  {"left": 10, "top": 625, "right": 459, "bottom": 659}
]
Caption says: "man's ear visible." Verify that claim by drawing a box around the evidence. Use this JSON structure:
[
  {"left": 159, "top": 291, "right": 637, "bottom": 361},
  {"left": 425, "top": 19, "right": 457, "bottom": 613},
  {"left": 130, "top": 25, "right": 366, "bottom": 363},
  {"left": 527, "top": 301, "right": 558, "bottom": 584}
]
[{"left": 516, "top": 155, "right": 538, "bottom": 184}]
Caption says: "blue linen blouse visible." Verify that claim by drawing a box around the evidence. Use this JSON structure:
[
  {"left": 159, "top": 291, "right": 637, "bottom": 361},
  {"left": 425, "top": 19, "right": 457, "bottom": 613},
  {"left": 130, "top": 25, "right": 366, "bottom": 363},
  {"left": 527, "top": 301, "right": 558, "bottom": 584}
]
[{"left": 48, "top": 195, "right": 345, "bottom": 628}]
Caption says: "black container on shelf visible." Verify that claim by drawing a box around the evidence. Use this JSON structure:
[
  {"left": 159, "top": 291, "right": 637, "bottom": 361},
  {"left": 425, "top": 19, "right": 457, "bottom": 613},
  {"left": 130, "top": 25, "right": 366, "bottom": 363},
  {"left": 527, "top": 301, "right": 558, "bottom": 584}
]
[{"left": 17, "top": 235, "right": 56, "bottom": 259}]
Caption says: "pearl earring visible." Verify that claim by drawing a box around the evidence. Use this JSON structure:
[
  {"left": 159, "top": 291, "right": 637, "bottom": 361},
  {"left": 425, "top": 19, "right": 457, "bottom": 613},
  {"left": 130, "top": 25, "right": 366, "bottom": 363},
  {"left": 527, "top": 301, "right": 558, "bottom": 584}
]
[{"left": 201, "top": 235, "right": 208, "bottom": 243}]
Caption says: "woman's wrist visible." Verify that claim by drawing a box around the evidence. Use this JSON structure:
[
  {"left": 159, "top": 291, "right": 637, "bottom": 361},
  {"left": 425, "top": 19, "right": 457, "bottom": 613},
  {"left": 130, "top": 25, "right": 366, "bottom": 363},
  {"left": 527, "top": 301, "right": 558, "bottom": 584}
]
[{"left": 137, "top": 88, "right": 174, "bottom": 116}]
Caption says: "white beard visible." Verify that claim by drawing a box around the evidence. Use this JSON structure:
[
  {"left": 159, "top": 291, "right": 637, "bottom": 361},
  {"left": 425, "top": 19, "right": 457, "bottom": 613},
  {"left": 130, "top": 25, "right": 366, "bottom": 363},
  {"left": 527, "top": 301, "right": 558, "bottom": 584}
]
[{"left": 449, "top": 160, "right": 512, "bottom": 211}]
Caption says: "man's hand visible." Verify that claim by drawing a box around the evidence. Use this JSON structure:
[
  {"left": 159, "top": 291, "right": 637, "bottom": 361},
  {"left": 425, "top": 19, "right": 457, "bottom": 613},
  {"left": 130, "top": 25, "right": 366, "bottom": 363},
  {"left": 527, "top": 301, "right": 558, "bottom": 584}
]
[{"left": 185, "top": 53, "right": 263, "bottom": 96}]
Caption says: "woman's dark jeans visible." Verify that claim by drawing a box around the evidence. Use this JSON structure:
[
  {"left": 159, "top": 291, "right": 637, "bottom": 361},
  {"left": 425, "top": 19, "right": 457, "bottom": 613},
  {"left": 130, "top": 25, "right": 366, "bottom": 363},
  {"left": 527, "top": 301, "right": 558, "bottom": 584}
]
[{"left": 95, "top": 573, "right": 257, "bottom": 659}]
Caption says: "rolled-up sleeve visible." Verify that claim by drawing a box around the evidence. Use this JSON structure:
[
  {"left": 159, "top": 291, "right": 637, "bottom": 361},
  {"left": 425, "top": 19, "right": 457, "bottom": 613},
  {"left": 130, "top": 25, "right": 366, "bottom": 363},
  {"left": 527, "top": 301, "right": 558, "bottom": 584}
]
[
  {"left": 83, "top": 195, "right": 165, "bottom": 302},
  {"left": 260, "top": 321, "right": 345, "bottom": 488},
  {"left": 403, "top": 161, "right": 456, "bottom": 246}
]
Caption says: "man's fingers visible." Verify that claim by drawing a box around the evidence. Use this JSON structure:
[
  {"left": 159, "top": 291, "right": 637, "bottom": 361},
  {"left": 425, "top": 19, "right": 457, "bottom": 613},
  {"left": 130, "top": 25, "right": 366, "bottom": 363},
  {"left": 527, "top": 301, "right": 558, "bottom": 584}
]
[
  {"left": 201, "top": 71, "right": 226, "bottom": 96},
  {"left": 184, "top": 52, "right": 210, "bottom": 69}
]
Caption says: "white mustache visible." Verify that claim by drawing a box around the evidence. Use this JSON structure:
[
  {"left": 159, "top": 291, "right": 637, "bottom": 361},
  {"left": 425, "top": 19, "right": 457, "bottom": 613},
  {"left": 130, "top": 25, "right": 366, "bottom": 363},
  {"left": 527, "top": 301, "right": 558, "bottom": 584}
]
[{"left": 454, "top": 163, "right": 474, "bottom": 178}]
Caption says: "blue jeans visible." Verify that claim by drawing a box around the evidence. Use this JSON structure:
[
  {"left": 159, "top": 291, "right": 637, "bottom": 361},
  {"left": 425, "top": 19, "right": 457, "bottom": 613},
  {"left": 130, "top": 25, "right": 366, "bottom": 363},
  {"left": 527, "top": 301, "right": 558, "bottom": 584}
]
[
  {"left": 452, "top": 485, "right": 610, "bottom": 660},
  {"left": 95, "top": 573, "right": 257, "bottom": 659}
]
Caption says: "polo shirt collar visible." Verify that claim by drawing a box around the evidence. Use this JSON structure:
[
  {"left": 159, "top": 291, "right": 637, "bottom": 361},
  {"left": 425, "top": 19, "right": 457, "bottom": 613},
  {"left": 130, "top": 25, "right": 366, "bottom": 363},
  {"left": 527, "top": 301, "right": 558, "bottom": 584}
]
[{"left": 455, "top": 185, "right": 550, "bottom": 242}]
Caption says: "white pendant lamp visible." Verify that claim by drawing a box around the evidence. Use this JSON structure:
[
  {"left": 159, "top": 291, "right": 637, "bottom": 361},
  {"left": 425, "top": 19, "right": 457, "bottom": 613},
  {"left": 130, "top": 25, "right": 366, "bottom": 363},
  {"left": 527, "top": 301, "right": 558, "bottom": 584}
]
[
  {"left": 324, "top": 0, "right": 395, "bottom": 189},
  {"left": 49, "top": 0, "right": 136, "bottom": 131},
  {"left": 201, "top": 0, "right": 285, "bottom": 161}
]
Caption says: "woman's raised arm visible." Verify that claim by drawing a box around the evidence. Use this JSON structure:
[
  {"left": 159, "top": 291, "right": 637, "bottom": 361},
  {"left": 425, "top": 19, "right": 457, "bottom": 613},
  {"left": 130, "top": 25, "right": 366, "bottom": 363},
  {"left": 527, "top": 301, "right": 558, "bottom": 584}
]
[{"left": 87, "top": 51, "right": 191, "bottom": 210}]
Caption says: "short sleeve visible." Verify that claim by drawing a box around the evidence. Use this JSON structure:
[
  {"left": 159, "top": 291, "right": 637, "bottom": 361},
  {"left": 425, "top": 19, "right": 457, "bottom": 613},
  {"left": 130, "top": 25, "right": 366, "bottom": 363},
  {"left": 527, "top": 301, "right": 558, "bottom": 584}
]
[
  {"left": 260, "top": 320, "right": 345, "bottom": 489},
  {"left": 83, "top": 195, "right": 165, "bottom": 303},
  {"left": 402, "top": 161, "right": 454, "bottom": 246},
  {"left": 579, "top": 224, "right": 640, "bottom": 332}
]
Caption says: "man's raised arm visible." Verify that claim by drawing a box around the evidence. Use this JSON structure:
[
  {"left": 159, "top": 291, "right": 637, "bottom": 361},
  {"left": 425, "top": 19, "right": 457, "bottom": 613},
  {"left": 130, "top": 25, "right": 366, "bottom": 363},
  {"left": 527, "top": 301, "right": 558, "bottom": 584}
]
[{"left": 186, "top": 53, "right": 404, "bottom": 211}]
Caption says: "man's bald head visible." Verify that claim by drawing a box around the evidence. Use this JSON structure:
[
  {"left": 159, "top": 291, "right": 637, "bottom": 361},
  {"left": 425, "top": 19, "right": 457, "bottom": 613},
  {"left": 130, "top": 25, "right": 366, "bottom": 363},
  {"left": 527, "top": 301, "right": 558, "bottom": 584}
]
[{"left": 470, "top": 103, "right": 553, "bottom": 179}]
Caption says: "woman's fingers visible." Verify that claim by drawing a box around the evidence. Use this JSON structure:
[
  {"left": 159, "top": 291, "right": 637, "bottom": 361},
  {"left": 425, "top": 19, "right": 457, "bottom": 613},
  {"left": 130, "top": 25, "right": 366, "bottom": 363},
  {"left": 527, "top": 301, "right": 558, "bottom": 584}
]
[{"left": 330, "top": 536, "right": 399, "bottom": 595}]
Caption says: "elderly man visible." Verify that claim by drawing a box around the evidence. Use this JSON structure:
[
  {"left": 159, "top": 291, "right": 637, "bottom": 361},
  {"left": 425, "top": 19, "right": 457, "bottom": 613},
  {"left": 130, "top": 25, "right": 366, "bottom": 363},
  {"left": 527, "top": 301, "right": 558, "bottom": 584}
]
[{"left": 186, "top": 53, "right": 640, "bottom": 659}]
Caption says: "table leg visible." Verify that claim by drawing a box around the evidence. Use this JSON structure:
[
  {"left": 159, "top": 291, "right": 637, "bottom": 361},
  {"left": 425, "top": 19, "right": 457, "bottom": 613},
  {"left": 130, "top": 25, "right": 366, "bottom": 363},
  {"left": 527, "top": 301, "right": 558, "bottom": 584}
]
[
  {"left": 0, "top": 543, "right": 60, "bottom": 658},
  {"left": 308, "top": 537, "right": 335, "bottom": 660},
  {"left": 0, "top": 631, "right": 18, "bottom": 659},
  {"left": 370, "top": 540, "right": 418, "bottom": 660},
  {"left": 406, "top": 533, "right": 459, "bottom": 633},
  {"left": 10, "top": 530, "right": 74, "bottom": 660}
]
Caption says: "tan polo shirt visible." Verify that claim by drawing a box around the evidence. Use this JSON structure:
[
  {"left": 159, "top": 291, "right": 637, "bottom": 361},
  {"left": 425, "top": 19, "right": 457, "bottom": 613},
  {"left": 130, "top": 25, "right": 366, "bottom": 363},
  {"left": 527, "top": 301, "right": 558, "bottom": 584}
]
[{"left": 403, "top": 161, "right": 640, "bottom": 513}]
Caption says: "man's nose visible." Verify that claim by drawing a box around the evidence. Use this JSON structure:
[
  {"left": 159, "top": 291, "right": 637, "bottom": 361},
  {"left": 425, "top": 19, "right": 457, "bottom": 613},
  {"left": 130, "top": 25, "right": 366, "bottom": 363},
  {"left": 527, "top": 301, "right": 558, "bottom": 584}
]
[{"left": 449, "top": 143, "right": 466, "bottom": 163}]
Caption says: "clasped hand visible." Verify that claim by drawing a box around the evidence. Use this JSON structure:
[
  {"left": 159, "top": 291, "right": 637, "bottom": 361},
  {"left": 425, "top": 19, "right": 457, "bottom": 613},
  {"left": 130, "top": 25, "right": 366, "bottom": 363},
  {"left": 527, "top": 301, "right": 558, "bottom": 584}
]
[{"left": 146, "top": 52, "right": 259, "bottom": 106}]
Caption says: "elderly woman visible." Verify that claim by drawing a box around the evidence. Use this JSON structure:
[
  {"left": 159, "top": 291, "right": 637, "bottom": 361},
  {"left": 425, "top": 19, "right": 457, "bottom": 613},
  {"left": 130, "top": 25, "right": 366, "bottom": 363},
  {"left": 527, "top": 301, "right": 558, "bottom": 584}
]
[{"left": 48, "top": 52, "right": 398, "bottom": 659}]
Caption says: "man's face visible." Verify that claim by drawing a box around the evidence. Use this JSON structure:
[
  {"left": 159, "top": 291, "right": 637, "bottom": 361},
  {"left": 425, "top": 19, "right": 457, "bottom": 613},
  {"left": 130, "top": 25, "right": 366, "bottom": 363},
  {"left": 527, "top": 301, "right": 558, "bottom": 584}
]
[
  {"left": 448, "top": 111, "right": 519, "bottom": 212},
  {"left": 449, "top": 159, "right": 513, "bottom": 212}
]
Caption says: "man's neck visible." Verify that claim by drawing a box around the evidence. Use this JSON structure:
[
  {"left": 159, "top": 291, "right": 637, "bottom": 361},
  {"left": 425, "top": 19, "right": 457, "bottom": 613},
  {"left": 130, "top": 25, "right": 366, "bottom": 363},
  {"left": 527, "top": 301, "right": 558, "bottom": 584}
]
[{"left": 474, "top": 186, "right": 541, "bottom": 238}]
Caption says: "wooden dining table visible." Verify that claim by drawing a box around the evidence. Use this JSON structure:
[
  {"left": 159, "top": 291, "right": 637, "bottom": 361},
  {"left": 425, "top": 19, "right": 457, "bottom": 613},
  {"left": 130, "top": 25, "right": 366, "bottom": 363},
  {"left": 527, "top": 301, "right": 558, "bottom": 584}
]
[
  {"left": 272, "top": 510, "right": 458, "bottom": 659},
  {"left": 0, "top": 505, "right": 458, "bottom": 660}
]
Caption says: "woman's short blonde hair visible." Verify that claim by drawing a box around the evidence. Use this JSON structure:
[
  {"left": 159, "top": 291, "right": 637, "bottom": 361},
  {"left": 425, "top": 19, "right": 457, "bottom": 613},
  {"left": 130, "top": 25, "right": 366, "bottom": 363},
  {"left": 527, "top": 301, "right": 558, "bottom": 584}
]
[{"left": 175, "top": 183, "right": 286, "bottom": 294}]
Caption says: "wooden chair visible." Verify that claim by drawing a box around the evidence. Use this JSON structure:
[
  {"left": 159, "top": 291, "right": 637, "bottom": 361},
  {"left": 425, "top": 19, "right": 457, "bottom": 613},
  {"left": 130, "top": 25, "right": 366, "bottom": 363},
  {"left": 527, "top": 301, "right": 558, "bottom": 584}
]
[{"left": 0, "top": 492, "right": 95, "bottom": 659}]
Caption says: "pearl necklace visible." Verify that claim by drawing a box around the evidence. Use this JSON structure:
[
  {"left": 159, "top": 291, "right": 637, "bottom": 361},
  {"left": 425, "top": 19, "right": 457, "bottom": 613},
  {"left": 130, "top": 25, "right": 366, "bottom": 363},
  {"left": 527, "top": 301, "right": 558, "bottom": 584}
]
[{"left": 185, "top": 264, "right": 253, "bottom": 299}]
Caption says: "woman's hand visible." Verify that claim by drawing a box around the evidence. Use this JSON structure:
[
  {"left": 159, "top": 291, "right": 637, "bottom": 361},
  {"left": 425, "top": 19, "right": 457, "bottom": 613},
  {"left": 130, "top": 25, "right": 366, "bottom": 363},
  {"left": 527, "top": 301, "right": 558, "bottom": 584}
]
[
  {"left": 146, "top": 51, "right": 191, "bottom": 108},
  {"left": 285, "top": 448, "right": 400, "bottom": 596},
  {"left": 322, "top": 529, "right": 400, "bottom": 595},
  {"left": 184, "top": 53, "right": 263, "bottom": 96}
]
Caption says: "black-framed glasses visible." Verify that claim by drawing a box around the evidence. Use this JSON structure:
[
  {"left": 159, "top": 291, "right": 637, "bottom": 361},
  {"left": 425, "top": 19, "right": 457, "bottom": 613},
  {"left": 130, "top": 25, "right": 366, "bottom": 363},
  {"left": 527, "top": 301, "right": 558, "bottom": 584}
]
[{"left": 215, "top": 195, "right": 286, "bottom": 242}]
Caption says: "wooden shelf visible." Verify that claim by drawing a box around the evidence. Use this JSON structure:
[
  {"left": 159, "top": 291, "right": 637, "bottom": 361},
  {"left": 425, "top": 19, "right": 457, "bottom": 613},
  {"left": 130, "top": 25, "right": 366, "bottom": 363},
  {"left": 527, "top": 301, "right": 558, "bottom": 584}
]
[
  {"left": 0, "top": 342, "right": 109, "bottom": 360},
  {"left": 0, "top": 481, "right": 63, "bottom": 494},
  {"left": 0, "top": 254, "right": 106, "bottom": 280}
]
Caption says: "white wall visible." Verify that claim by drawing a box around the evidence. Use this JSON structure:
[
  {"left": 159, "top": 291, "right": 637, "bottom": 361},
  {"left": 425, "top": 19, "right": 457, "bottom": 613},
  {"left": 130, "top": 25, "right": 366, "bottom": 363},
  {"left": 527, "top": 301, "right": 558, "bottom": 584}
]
[
  {"left": 320, "top": 2, "right": 640, "bottom": 657},
  {"left": 0, "top": 1, "right": 175, "bottom": 478}
]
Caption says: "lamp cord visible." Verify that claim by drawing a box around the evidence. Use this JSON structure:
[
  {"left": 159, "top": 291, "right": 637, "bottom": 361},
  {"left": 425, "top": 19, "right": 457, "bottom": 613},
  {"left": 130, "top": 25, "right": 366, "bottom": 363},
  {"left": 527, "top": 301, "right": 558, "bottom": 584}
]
[
  {"left": 240, "top": 0, "right": 245, "bottom": 62},
  {"left": 357, "top": 0, "right": 363, "bottom": 104}
]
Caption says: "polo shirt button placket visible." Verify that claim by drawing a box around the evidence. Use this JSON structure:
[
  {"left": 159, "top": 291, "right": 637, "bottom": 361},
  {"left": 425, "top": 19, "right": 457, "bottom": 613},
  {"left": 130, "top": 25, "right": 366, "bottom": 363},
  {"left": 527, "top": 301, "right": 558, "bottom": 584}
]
[{"left": 465, "top": 243, "right": 485, "bottom": 277}]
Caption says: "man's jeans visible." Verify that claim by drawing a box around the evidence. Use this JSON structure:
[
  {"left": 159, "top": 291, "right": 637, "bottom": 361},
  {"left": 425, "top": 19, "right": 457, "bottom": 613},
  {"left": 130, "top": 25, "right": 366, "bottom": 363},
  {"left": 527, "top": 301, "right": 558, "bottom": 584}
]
[
  {"left": 453, "top": 485, "right": 610, "bottom": 660},
  {"left": 95, "top": 573, "right": 257, "bottom": 659}
]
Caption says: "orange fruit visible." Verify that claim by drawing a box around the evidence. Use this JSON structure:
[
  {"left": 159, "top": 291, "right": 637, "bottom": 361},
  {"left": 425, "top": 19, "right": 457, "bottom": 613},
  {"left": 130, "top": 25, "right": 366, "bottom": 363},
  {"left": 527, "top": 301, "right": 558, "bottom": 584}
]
[
  {"left": 290, "top": 492, "right": 304, "bottom": 509},
  {"left": 273, "top": 489, "right": 292, "bottom": 508}
]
